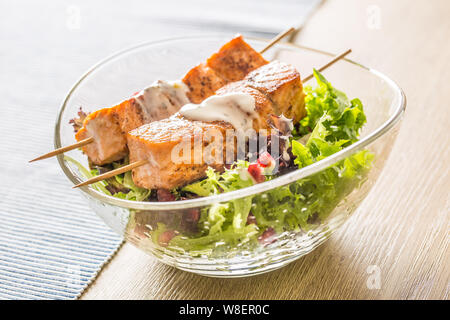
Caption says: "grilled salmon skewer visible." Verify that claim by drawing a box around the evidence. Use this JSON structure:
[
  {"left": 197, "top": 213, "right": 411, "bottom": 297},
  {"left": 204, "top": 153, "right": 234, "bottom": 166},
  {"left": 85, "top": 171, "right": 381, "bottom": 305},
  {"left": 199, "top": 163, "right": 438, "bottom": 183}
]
[
  {"left": 127, "top": 60, "right": 305, "bottom": 190},
  {"left": 30, "top": 28, "right": 296, "bottom": 164},
  {"left": 73, "top": 49, "right": 352, "bottom": 190}
]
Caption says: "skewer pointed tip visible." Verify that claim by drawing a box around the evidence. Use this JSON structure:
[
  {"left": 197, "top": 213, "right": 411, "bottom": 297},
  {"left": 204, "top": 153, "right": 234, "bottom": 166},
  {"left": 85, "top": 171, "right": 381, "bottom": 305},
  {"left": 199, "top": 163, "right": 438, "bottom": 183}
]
[
  {"left": 28, "top": 137, "right": 94, "bottom": 163},
  {"left": 29, "top": 154, "right": 51, "bottom": 163}
]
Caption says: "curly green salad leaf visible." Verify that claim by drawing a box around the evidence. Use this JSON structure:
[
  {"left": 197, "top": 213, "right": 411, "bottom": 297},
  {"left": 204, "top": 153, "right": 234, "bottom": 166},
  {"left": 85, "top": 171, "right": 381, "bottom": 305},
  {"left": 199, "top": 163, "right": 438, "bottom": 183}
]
[
  {"left": 107, "top": 170, "right": 151, "bottom": 202},
  {"left": 165, "top": 161, "right": 259, "bottom": 254},
  {"left": 162, "top": 70, "right": 374, "bottom": 254}
]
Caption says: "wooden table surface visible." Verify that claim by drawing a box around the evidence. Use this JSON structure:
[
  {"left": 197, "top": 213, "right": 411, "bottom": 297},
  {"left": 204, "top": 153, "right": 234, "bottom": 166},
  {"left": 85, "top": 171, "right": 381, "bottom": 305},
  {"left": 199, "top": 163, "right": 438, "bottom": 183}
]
[{"left": 81, "top": 0, "right": 450, "bottom": 300}]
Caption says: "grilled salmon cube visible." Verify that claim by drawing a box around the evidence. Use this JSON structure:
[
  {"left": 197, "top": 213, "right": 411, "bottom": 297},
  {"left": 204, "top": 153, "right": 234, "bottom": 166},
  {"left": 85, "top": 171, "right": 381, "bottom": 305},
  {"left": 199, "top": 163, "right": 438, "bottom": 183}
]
[
  {"left": 75, "top": 106, "right": 128, "bottom": 165},
  {"left": 207, "top": 35, "right": 269, "bottom": 82},
  {"left": 245, "top": 60, "right": 306, "bottom": 122},
  {"left": 75, "top": 81, "right": 190, "bottom": 165},
  {"left": 117, "top": 98, "right": 147, "bottom": 135},
  {"left": 127, "top": 115, "right": 233, "bottom": 190},
  {"left": 182, "top": 63, "right": 227, "bottom": 104}
]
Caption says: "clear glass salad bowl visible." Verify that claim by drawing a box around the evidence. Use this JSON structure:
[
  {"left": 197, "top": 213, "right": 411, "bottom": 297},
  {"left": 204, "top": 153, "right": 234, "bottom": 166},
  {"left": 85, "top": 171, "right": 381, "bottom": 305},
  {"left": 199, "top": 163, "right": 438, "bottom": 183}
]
[{"left": 55, "top": 35, "right": 406, "bottom": 277}]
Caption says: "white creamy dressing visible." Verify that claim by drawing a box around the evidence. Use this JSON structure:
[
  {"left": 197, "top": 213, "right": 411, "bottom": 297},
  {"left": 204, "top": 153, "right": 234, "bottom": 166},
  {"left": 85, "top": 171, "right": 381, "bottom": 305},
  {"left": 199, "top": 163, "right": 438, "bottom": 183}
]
[
  {"left": 179, "top": 93, "right": 257, "bottom": 131},
  {"left": 135, "top": 80, "right": 190, "bottom": 121}
]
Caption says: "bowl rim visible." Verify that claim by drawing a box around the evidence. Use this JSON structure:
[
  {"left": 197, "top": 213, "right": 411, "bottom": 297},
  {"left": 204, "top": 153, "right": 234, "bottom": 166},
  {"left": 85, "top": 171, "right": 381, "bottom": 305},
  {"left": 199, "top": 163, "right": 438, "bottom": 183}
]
[{"left": 55, "top": 34, "right": 407, "bottom": 210}]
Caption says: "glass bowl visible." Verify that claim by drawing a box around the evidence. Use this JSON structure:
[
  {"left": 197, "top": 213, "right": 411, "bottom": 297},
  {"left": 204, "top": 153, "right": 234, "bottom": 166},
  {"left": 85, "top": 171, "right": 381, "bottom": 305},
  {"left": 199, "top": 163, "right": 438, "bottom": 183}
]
[{"left": 55, "top": 35, "right": 406, "bottom": 277}]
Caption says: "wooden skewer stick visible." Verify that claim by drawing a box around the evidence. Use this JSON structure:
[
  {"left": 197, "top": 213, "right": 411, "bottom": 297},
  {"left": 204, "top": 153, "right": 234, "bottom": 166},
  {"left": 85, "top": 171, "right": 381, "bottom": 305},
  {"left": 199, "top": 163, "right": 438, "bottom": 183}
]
[
  {"left": 29, "top": 27, "right": 297, "bottom": 164},
  {"left": 73, "top": 48, "right": 352, "bottom": 189},
  {"left": 29, "top": 137, "right": 94, "bottom": 163},
  {"left": 73, "top": 160, "right": 147, "bottom": 189},
  {"left": 259, "top": 27, "right": 296, "bottom": 54},
  {"left": 303, "top": 49, "right": 352, "bottom": 82}
]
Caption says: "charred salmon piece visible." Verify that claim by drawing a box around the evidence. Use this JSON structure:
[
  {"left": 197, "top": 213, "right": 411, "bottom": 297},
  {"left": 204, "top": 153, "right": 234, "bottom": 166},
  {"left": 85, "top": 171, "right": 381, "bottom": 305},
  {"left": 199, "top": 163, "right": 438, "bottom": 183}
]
[
  {"left": 75, "top": 81, "right": 190, "bottom": 165},
  {"left": 182, "top": 63, "right": 227, "bottom": 104},
  {"left": 120, "top": 81, "right": 190, "bottom": 133},
  {"left": 127, "top": 115, "right": 233, "bottom": 190},
  {"left": 207, "top": 35, "right": 269, "bottom": 82},
  {"left": 117, "top": 98, "right": 147, "bottom": 135},
  {"left": 215, "top": 81, "right": 277, "bottom": 131},
  {"left": 75, "top": 106, "right": 128, "bottom": 166},
  {"left": 245, "top": 60, "right": 306, "bottom": 123}
]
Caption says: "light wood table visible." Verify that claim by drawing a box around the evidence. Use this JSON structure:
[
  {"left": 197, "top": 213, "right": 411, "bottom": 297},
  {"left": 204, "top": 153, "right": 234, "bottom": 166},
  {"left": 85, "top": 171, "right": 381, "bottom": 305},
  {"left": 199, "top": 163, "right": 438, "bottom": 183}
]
[{"left": 81, "top": 0, "right": 449, "bottom": 299}]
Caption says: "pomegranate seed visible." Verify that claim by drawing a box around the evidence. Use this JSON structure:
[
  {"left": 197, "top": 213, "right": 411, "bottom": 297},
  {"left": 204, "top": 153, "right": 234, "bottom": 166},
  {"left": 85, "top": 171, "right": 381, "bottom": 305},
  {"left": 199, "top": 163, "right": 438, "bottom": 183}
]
[
  {"left": 258, "top": 228, "right": 276, "bottom": 245},
  {"left": 248, "top": 163, "right": 265, "bottom": 183},
  {"left": 159, "top": 230, "right": 176, "bottom": 247},
  {"left": 157, "top": 189, "right": 176, "bottom": 202},
  {"left": 185, "top": 208, "right": 200, "bottom": 223},
  {"left": 257, "top": 151, "right": 274, "bottom": 168}
]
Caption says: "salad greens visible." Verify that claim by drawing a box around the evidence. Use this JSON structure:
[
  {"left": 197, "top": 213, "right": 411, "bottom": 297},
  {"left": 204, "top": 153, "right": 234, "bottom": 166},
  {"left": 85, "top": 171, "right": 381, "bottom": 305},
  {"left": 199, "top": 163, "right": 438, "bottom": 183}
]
[
  {"left": 292, "top": 69, "right": 366, "bottom": 142},
  {"left": 64, "top": 156, "right": 151, "bottom": 201},
  {"left": 170, "top": 162, "right": 259, "bottom": 254},
  {"left": 163, "top": 70, "right": 373, "bottom": 253},
  {"left": 105, "top": 166, "right": 151, "bottom": 201}
]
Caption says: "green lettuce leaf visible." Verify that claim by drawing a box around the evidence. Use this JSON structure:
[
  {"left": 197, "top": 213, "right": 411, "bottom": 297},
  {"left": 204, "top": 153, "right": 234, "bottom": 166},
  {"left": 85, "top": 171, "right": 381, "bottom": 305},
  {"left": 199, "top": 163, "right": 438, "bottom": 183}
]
[
  {"left": 172, "top": 161, "right": 257, "bottom": 254},
  {"left": 111, "top": 170, "right": 151, "bottom": 201},
  {"left": 297, "top": 69, "right": 366, "bottom": 142}
]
